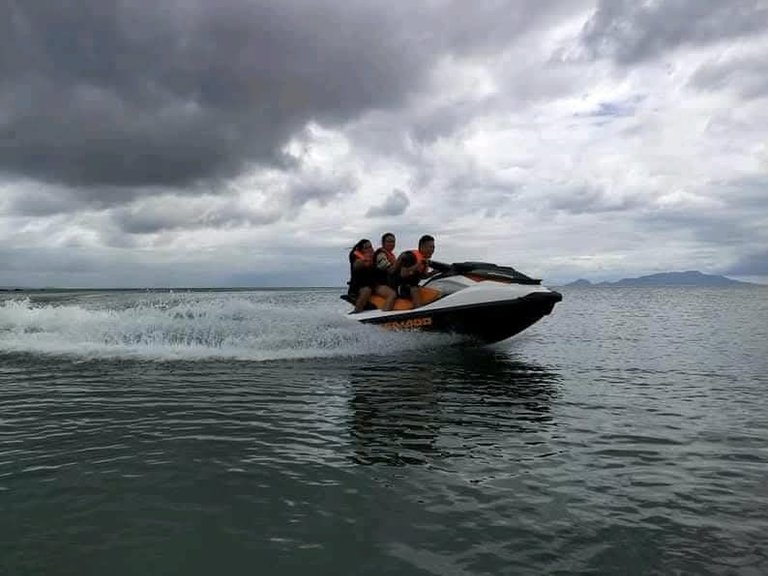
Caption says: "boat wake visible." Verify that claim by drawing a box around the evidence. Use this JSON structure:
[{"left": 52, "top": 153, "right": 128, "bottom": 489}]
[{"left": 0, "top": 292, "right": 462, "bottom": 361}]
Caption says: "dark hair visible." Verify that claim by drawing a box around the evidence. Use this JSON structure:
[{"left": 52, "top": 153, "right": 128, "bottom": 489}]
[
  {"left": 418, "top": 234, "right": 434, "bottom": 248},
  {"left": 352, "top": 238, "right": 371, "bottom": 252},
  {"left": 381, "top": 232, "right": 395, "bottom": 244}
]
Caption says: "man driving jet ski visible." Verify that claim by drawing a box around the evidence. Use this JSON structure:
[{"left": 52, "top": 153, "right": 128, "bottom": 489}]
[{"left": 396, "top": 234, "right": 438, "bottom": 308}]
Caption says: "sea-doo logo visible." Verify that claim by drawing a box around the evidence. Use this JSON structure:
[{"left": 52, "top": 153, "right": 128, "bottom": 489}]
[{"left": 381, "top": 316, "right": 433, "bottom": 330}]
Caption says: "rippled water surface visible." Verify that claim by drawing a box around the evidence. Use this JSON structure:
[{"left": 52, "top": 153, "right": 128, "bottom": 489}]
[{"left": 1, "top": 287, "right": 767, "bottom": 575}]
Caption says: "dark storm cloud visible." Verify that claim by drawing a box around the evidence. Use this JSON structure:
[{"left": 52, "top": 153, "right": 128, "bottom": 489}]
[
  {"left": 5, "top": 186, "right": 86, "bottom": 216},
  {"left": 582, "top": 0, "right": 768, "bottom": 64},
  {"left": 0, "top": 0, "right": 591, "bottom": 198},
  {"left": 366, "top": 188, "right": 410, "bottom": 217},
  {"left": 0, "top": 0, "right": 432, "bottom": 191}
]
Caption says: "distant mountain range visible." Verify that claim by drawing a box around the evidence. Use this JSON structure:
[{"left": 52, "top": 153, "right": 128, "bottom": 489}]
[{"left": 565, "top": 270, "right": 754, "bottom": 287}]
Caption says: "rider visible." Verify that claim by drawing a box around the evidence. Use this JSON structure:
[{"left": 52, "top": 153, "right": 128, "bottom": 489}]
[
  {"left": 397, "top": 234, "right": 436, "bottom": 308},
  {"left": 373, "top": 232, "right": 398, "bottom": 288},
  {"left": 348, "top": 239, "right": 396, "bottom": 313}
]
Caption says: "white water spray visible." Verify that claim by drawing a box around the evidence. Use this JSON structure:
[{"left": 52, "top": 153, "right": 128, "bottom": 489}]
[{"left": 0, "top": 291, "right": 458, "bottom": 361}]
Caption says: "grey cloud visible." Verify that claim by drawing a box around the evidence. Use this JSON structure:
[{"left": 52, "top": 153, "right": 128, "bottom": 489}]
[
  {"left": 702, "top": 177, "right": 768, "bottom": 220},
  {"left": 644, "top": 213, "right": 752, "bottom": 247},
  {"left": 366, "top": 189, "right": 410, "bottom": 217},
  {"left": 5, "top": 186, "right": 85, "bottom": 216},
  {"left": 581, "top": 96, "right": 644, "bottom": 119},
  {"left": 429, "top": 169, "right": 522, "bottom": 212},
  {"left": 228, "top": 248, "right": 346, "bottom": 287},
  {"left": 109, "top": 169, "right": 357, "bottom": 235},
  {"left": 0, "top": 0, "right": 432, "bottom": 192},
  {"left": 546, "top": 185, "right": 642, "bottom": 215},
  {"left": 0, "top": 246, "right": 203, "bottom": 288},
  {"left": 286, "top": 171, "right": 357, "bottom": 210},
  {"left": 1, "top": 0, "right": 593, "bottom": 199},
  {"left": 111, "top": 198, "right": 280, "bottom": 235},
  {"left": 691, "top": 54, "right": 768, "bottom": 99},
  {"left": 409, "top": 104, "right": 478, "bottom": 146},
  {"left": 582, "top": 0, "right": 768, "bottom": 64},
  {"left": 0, "top": 246, "right": 107, "bottom": 279},
  {"left": 348, "top": 38, "right": 596, "bottom": 159},
  {"left": 724, "top": 250, "right": 768, "bottom": 275},
  {"left": 0, "top": 244, "right": 345, "bottom": 288},
  {"left": 636, "top": 178, "right": 768, "bottom": 247},
  {"left": 433, "top": 0, "right": 593, "bottom": 57}
]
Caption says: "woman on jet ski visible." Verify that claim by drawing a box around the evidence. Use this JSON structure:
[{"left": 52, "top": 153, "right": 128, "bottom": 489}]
[{"left": 348, "top": 239, "right": 396, "bottom": 313}]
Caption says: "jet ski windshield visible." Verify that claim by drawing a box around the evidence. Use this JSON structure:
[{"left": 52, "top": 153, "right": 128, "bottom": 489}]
[{"left": 429, "top": 261, "right": 541, "bottom": 285}]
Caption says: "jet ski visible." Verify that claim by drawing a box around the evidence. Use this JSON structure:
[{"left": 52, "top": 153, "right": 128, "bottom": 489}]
[{"left": 341, "top": 260, "right": 562, "bottom": 343}]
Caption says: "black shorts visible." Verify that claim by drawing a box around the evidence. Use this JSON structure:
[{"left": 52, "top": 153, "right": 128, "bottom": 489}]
[
  {"left": 349, "top": 281, "right": 375, "bottom": 296},
  {"left": 349, "top": 268, "right": 377, "bottom": 294},
  {"left": 397, "top": 284, "right": 418, "bottom": 298}
]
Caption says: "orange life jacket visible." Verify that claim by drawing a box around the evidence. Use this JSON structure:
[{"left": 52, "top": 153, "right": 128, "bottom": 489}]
[
  {"left": 377, "top": 248, "right": 396, "bottom": 267},
  {"left": 410, "top": 250, "right": 427, "bottom": 274},
  {"left": 353, "top": 250, "right": 372, "bottom": 266}
]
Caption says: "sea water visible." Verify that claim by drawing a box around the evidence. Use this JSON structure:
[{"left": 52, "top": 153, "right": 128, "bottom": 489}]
[{"left": 1, "top": 286, "right": 767, "bottom": 575}]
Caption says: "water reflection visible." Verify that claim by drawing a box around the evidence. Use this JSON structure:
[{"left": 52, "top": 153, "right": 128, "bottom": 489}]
[{"left": 347, "top": 347, "right": 561, "bottom": 465}]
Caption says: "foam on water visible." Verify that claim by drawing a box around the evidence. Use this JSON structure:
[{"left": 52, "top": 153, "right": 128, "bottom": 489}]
[{"left": 0, "top": 292, "right": 460, "bottom": 361}]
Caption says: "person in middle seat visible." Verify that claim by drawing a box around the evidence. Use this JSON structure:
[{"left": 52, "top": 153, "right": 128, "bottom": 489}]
[
  {"left": 348, "top": 238, "right": 396, "bottom": 313},
  {"left": 374, "top": 232, "right": 398, "bottom": 288},
  {"left": 397, "top": 234, "right": 436, "bottom": 308}
]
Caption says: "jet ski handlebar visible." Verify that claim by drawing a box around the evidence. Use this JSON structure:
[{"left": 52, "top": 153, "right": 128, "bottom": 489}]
[{"left": 428, "top": 260, "right": 453, "bottom": 272}]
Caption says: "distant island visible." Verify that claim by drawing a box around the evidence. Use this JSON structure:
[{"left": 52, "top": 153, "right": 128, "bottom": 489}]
[{"left": 565, "top": 270, "right": 755, "bottom": 287}]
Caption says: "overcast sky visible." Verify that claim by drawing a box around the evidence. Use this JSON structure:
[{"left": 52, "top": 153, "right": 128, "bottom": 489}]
[{"left": 2, "top": 0, "right": 767, "bottom": 287}]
